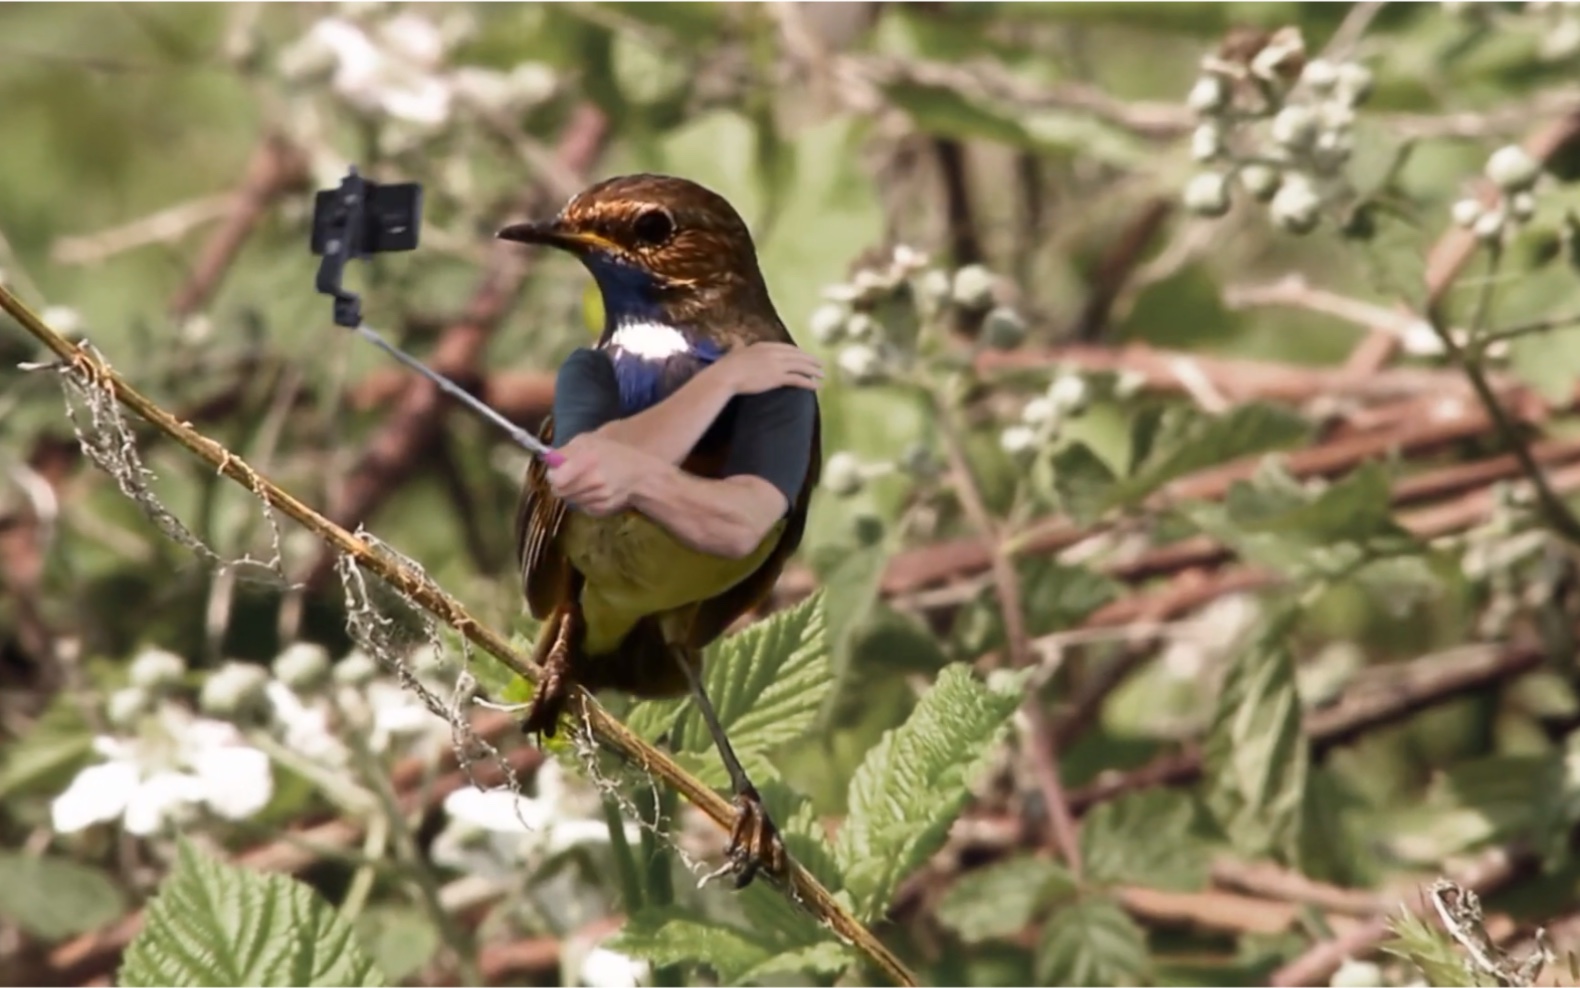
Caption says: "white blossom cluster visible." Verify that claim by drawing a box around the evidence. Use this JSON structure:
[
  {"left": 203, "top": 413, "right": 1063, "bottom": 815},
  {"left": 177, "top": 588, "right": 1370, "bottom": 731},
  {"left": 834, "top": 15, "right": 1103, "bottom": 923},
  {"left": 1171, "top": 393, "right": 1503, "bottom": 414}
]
[
  {"left": 1182, "top": 27, "right": 1373, "bottom": 235},
  {"left": 1451, "top": 144, "right": 1546, "bottom": 245},
  {"left": 51, "top": 643, "right": 446, "bottom": 838},
  {"left": 999, "top": 370, "right": 1091, "bottom": 460},
  {"left": 277, "top": 7, "right": 558, "bottom": 156}
]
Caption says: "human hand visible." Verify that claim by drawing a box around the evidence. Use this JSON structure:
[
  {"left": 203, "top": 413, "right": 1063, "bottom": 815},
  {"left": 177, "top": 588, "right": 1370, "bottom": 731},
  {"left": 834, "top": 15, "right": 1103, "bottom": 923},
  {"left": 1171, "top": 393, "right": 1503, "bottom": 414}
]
[
  {"left": 711, "top": 342, "right": 823, "bottom": 396},
  {"left": 547, "top": 434, "right": 652, "bottom": 516}
]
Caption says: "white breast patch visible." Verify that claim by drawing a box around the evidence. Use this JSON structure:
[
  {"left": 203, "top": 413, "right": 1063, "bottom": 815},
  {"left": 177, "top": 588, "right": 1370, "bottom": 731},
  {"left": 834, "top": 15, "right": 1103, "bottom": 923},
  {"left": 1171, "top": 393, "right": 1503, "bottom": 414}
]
[{"left": 609, "top": 319, "right": 691, "bottom": 360}]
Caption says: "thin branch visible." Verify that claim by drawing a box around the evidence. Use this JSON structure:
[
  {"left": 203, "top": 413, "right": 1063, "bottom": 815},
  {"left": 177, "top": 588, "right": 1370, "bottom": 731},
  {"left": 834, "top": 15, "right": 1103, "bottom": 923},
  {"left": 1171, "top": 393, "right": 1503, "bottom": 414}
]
[
  {"left": 1, "top": 287, "right": 919, "bottom": 988},
  {"left": 931, "top": 392, "right": 1084, "bottom": 878}
]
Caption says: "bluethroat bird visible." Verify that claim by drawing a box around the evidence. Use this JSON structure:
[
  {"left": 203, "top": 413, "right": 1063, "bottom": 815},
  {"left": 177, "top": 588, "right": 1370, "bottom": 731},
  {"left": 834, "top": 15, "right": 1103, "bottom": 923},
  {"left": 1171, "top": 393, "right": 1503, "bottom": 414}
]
[{"left": 498, "top": 174, "right": 823, "bottom": 886}]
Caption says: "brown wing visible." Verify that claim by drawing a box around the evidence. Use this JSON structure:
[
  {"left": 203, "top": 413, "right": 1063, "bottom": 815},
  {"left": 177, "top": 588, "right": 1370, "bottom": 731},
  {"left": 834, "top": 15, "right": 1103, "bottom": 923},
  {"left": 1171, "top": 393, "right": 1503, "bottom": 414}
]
[
  {"left": 515, "top": 415, "right": 572, "bottom": 619},
  {"left": 685, "top": 404, "right": 822, "bottom": 648}
]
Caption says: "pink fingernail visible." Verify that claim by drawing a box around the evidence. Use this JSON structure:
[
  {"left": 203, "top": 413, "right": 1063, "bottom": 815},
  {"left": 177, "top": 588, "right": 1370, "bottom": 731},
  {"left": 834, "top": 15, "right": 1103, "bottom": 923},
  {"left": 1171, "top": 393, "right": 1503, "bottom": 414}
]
[{"left": 543, "top": 450, "right": 566, "bottom": 468}]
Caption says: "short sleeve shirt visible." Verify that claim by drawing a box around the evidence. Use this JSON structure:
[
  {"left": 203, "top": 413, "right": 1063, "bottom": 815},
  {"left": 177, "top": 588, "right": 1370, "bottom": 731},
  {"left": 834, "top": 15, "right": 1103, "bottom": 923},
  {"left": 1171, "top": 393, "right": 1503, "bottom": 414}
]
[{"left": 550, "top": 347, "right": 817, "bottom": 508}]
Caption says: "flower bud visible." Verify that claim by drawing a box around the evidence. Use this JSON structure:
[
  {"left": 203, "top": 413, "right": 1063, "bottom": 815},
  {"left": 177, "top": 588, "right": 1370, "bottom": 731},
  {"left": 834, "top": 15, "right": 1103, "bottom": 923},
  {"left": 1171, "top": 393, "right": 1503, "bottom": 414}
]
[
  {"left": 1270, "top": 105, "right": 1318, "bottom": 151},
  {"left": 107, "top": 687, "right": 152, "bottom": 730},
  {"left": 1047, "top": 373, "right": 1089, "bottom": 415},
  {"left": 808, "top": 302, "right": 849, "bottom": 344},
  {"left": 1332, "top": 62, "right": 1374, "bottom": 108},
  {"left": 981, "top": 306, "right": 1027, "bottom": 351},
  {"left": 1485, "top": 145, "right": 1541, "bottom": 193},
  {"left": 1270, "top": 173, "right": 1321, "bottom": 234},
  {"left": 1191, "top": 122, "right": 1225, "bottom": 162},
  {"left": 1239, "top": 164, "right": 1282, "bottom": 202},
  {"left": 1183, "top": 171, "right": 1231, "bottom": 217},
  {"left": 41, "top": 306, "right": 84, "bottom": 338},
  {"left": 1299, "top": 58, "right": 1340, "bottom": 92},
  {"left": 821, "top": 452, "right": 864, "bottom": 497},
  {"left": 1115, "top": 370, "right": 1147, "bottom": 400},
  {"left": 1186, "top": 74, "right": 1229, "bottom": 114},
  {"left": 200, "top": 662, "right": 270, "bottom": 723},
  {"left": 891, "top": 244, "right": 928, "bottom": 272},
  {"left": 837, "top": 344, "right": 883, "bottom": 383},
  {"left": 1510, "top": 190, "right": 1537, "bottom": 222},
  {"left": 913, "top": 268, "right": 952, "bottom": 310},
  {"left": 273, "top": 642, "right": 331, "bottom": 693},
  {"left": 845, "top": 312, "right": 880, "bottom": 341},
  {"left": 1473, "top": 207, "right": 1506, "bottom": 244},
  {"left": 334, "top": 649, "right": 380, "bottom": 687},
  {"left": 999, "top": 425, "right": 1039, "bottom": 458},
  {"left": 129, "top": 647, "right": 186, "bottom": 693},
  {"left": 1022, "top": 396, "right": 1059, "bottom": 429},
  {"left": 1451, "top": 198, "right": 1484, "bottom": 228},
  {"left": 950, "top": 264, "right": 997, "bottom": 311},
  {"left": 1328, "top": 958, "right": 1384, "bottom": 988}
]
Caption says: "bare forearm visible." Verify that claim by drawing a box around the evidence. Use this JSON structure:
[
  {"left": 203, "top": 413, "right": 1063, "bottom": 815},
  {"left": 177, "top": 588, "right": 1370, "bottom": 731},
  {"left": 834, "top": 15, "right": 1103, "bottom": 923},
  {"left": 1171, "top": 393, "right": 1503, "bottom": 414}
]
[
  {"left": 629, "top": 463, "right": 784, "bottom": 559},
  {"left": 595, "top": 370, "right": 735, "bottom": 465}
]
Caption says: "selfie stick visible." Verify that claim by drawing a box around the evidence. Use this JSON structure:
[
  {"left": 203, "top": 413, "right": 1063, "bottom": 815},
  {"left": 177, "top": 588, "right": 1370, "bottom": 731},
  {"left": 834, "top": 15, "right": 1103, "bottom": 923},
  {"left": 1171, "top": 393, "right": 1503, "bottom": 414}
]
[{"left": 310, "top": 166, "right": 563, "bottom": 467}]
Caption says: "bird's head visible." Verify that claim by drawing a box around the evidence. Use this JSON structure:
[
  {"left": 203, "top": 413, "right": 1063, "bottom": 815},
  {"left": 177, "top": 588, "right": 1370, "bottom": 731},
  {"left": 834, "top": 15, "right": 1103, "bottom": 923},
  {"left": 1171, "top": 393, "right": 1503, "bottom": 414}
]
[{"left": 497, "top": 173, "right": 773, "bottom": 331}]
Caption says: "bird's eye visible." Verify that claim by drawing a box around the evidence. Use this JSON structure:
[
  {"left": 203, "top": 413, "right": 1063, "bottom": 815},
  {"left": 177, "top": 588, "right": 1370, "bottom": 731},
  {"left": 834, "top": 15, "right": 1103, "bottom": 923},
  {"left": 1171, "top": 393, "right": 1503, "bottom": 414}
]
[{"left": 631, "top": 208, "right": 675, "bottom": 247}]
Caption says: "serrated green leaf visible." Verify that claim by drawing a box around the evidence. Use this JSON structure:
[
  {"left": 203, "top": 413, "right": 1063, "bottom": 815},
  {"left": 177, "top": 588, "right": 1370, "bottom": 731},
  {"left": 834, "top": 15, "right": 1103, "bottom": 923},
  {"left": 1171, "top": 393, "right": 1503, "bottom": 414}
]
[
  {"left": 118, "top": 842, "right": 384, "bottom": 987},
  {"left": 1203, "top": 614, "right": 1310, "bottom": 864},
  {"left": 1382, "top": 910, "right": 1496, "bottom": 988},
  {"left": 0, "top": 852, "right": 125, "bottom": 941},
  {"left": 936, "top": 856, "right": 1075, "bottom": 944},
  {"left": 661, "top": 592, "right": 831, "bottom": 789},
  {"left": 351, "top": 905, "right": 438, "bottom": 984},
  {"left": 605, "top": 909, "right": 773, "bottom": 983},
  {"left": 834, "top": 664, "right": 1021, "bottom": 919},
  {"left": 1035, "top": 894, "right": 1151, "bottom": 987},
  {"left": 1082, "top": 790, "right": 1214, "bottom": 892},
  {"left": 1111, "top": 403, "right": 1309, "bottom": 509},
  {"left": 736, "top": 941, "right": 858, "bottom": 983},
  {"left": 1050, "top": 441, "right": 1118, "bottom": 525}
]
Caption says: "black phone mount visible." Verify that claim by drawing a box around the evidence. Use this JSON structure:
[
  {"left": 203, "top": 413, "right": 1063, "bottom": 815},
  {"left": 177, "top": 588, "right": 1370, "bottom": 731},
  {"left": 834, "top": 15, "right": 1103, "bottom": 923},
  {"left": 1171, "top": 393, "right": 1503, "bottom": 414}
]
[{"left": 310, "top": 167, "right": 423, "bottom": 328}]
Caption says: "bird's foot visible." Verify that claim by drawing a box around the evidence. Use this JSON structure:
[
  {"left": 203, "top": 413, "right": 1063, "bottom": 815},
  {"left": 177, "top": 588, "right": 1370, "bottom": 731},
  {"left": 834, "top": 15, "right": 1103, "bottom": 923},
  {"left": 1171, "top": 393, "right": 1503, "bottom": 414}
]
[
  {"left": 521, "top": 619, "right": 576, "bottom": 739},
  {"left": 705, "top": 784, "right": 786, "bottom": 890}
]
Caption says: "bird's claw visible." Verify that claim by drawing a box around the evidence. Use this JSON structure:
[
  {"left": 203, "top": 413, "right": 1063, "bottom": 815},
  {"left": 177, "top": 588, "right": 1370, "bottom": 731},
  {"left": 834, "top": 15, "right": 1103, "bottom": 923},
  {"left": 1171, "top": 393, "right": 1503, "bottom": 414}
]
[
  {"left": 720, "top": 784, "right": 786, "bottom": 889},
  {"left": 520, "top": 639, "right": 572, "bottom": 739}
]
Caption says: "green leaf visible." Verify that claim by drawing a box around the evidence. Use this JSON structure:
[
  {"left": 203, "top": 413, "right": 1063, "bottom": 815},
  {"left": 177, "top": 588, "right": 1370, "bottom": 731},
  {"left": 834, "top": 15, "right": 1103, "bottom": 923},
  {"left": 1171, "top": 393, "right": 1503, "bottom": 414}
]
[
  {"left": 1388, "top": 755, "right": 1553, "bottom": 864},
  {"left": 1081, "top": 790, "right": 1214, "bottom": 892},
  {"left": 834, "top": 664, "right": 1022, "bottom": 919},
  {"left": 1035, "top": 894, "right": 1151, "bottom": 987},
  {"left": 0, "top": 853, "right": 125, "bottom": 941},
  {"left": 736, "top": 941, "right": 859, "bottom": 983},
  {"left": 352, "top": 905, "right": 438, "bottom": 984},
  {"left": 936, "top": 856, "right": 1075, "bottom": 944},
  {"left": 1110, "top": 403, "right": 1310, "bottom": 509},
  {"left": 1203, "top": 614, "right": 1310, "bottom": 863},
  {"left": 1049, "top": 441, "right": 1119, "bottom": 525},
  {"left": 662, "top": 591, "right": 832, "bottom": 789},
  {"left": 1382, "top": 910, "right": 1495, "bottom": 988},
  {"left": 118, "top": 842, "right": 384, "bottom": 987},
  {"left": 605, "top": 909, "right": 773, "bottom": 983},
  {"left": 0, "top": 693, "right": 92, "bottom": 799}
]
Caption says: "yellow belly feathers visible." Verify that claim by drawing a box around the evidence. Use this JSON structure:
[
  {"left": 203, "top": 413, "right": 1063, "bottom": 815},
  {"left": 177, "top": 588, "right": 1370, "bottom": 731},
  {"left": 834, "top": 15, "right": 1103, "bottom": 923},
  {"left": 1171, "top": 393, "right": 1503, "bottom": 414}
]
[{"left": 562, "top": 509, "right": 785, "bottom": 655}]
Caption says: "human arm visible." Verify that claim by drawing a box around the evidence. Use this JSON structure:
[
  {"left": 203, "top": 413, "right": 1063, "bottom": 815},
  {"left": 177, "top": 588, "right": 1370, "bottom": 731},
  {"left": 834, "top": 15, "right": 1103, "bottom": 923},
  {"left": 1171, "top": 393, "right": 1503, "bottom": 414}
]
[
  {"left": 549, "top": 385, "right": 818, "bottom": 558},
  {"left": 594, "top": 342, "right": 822, "bottom": 465}
]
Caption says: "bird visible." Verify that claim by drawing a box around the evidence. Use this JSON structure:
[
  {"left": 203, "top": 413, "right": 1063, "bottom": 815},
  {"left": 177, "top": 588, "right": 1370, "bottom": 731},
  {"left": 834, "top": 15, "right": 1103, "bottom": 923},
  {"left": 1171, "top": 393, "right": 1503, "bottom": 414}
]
[{"left": 496, "top": 173, "right": 823, "bottom": 886}]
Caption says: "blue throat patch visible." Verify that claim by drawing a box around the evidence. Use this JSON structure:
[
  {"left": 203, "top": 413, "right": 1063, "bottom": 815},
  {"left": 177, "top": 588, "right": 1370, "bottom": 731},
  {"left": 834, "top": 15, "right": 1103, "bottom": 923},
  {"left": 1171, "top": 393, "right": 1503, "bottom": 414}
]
[{"left": 581, "top": 254, "right": 722, "bottom": 414}]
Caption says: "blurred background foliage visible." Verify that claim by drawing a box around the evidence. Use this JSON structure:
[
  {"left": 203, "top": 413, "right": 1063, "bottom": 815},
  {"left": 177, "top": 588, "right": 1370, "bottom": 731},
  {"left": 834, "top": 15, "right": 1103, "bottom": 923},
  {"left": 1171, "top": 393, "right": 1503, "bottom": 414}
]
[{"left": 7, "top": 2, "right": 1580, "bottom": 986}]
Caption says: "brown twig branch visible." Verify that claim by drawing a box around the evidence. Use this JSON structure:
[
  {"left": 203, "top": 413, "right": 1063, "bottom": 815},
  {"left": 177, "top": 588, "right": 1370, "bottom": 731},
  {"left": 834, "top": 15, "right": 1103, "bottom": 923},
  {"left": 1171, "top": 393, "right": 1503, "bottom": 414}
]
[{"left": 0, "top": 289, "right": 919, "bottom": 988}]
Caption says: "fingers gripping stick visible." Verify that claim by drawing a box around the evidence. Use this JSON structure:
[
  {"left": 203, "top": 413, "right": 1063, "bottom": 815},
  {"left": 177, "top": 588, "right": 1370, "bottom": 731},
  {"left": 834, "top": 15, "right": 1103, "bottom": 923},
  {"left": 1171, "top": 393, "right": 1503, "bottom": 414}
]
[{"left": 309, "top": 166, "right": 564, "bottom": 469}]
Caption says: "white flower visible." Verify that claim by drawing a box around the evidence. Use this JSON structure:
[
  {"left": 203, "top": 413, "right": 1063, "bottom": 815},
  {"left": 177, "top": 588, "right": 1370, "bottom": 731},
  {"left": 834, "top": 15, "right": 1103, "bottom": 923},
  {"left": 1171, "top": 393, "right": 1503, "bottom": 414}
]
[
  {"left": 129, "top": 647, "right": 185, "bottom": 692},
  {"left": 293, "top": 16, "right": 453, "bottom": 128},
  {"left": 581, "top": 946, "right": 649, "bottom": 988},
  {"left": 1399, "top": 319, "right": 1447, "bottom": 357},
  {"left": 266, "top": 681, "right": 347, "bottom": 765},
  {"left": 51, "top": 713, "right": 273, "bottom": 836},
  {"left": 808, "top": 302, "right": 849, "bottom": 344},
  {"left": 365, "top": 680, "right": 447, "bottom": 756},
  {"left": 1047, "top": 374, "right": 1089, "bottom": 415},
  {"left": 433, "top": 762, "right": 636, "bottom": 880},
  {"left": 375, "top": 12, "right": 444, "bottom": 68}
]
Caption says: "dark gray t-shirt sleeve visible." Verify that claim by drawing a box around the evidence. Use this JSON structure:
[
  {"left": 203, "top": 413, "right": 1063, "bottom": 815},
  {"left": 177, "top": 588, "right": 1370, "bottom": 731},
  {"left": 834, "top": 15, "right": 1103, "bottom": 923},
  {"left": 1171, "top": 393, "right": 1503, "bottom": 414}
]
[
  {"left": 718, "top": 387, "right": 818, "bottom": 508},
  {"left": 550, "top": 348, "right": 622, "bottom": 447},
  {"left": 549, "top": 347, "right": 818, "bottom": 509}
]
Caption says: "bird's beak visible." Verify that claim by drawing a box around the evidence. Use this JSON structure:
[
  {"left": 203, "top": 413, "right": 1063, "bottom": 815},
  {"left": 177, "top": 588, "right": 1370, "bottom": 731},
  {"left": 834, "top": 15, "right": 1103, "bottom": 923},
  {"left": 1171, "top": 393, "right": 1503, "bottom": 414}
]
[{"left": 495, "top": 220, "right": 618, "bottom": 256}]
